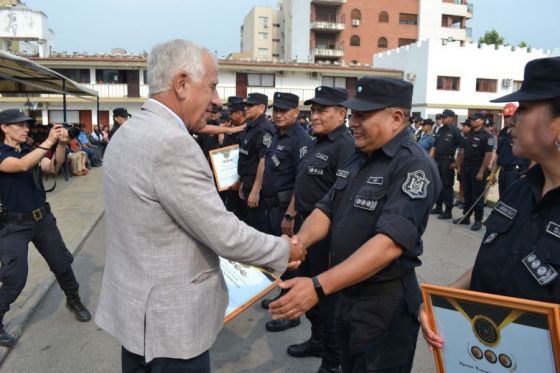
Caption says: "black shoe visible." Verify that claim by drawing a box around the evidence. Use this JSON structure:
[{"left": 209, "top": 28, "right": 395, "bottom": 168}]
[
  {"left": 471, "top": 221, "right": 483, "bottom": 231},
  {"left": 457, "top": 203, "right": 464, "bottom": 210},
  {"left": 453, "top": 217, "right": 470, "bottom": 225},
  {"left": 453, "top": 200, "right": 462, "bottom": 206},
  {"left": 0, "top": 328, "right": 15, "bottom": 348},
  {"left": 438, "top": 212, "right": 452, "bottom": 220},
  {"left": 317, "top": 366, "right": 342, "bottom": 373},
  {"left": 265, "top": 318, "right": 300, "bottom": 332},
  {"left": 430, "top": 207, "right": 443, "bottom": 215},
  {"left": 287, "top": 338, "right": 324, "bottom": 358},
  {"left": 66, "top": 295, "right": 92, "bottom": 322}
]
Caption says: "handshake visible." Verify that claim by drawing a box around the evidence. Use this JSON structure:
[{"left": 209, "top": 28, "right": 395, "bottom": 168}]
[{"left": 283, "top": 234, "right": 306, "bottom": 270}]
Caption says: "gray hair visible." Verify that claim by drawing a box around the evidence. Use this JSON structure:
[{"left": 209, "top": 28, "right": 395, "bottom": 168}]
[{"left": 147, "top": 39, "right": 215, "bottom": 95}]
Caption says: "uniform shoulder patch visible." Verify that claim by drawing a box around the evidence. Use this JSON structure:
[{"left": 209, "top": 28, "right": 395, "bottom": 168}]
[
  {"left": 263, "top": 133, "right": 272, "bottom": 148},
  {"left": 401, "top": 170, "right": 430, "bottom": 199},
  {"left": 487, "top": 137, "right": 495, "bottom": 147}
]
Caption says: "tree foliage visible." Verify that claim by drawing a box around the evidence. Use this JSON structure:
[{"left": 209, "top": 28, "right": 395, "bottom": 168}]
[{"left": 479, "top": 29, "right": 506, "bottom": 46}]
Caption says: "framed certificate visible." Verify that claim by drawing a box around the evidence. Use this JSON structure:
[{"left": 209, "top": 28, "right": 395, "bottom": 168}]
[
  {"left": 421, "top": 284, "right": 560, "bottom": 373},
  {"left": 209, "top": 145, "right": 240, "bottom": 191},
  {"left": 220, "top": 258, "right": 280, "bottom": 324}
]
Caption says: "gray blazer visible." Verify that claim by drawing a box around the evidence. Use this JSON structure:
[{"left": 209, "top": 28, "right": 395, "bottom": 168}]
[{"left": 95, "top": 99, "right": 289, "bottom": 362}]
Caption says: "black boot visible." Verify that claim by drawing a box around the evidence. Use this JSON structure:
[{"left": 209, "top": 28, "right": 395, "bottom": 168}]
[
  {"left": 287, "top": 337, "right": 324, "bottom": 358},
  {"left": 0, "top": 315, "right": 16, "bottom": 348},
  {"left": 66, "top": 294, "right": 92, "bottom": 322}
]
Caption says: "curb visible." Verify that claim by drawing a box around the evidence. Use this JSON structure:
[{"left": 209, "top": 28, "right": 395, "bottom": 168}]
[{"left": 0, "top": 210, "right": 105, "bottom": 364}]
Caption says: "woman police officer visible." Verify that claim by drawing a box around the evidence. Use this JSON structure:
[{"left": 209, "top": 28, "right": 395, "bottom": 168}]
[
  {"left": 419, "top": 56, "right": 560, "bottom": 349},
  {"left": 0, "top": 109, "right": 91, "bottom": 347}
]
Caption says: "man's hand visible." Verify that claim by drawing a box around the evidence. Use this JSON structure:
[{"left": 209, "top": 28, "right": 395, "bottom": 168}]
[
  {"left": 269, "top": 277, "right": 318, "bottom": 319},
  {"left": 476, "top": 172, "right": 484, "bottom": 181},
  {"left": 280, "top": 217, "right": 295, "bottom": 237},
  {"left": 238, "top": 182, "right": 244, "bottom": 200},
  {"left": 230, "top": 179, "right": 241, "bottom": 192},
  {"left": 284, "top": 234, "right": 305, "bottom": 263},
  {"left": 418, "top": 303, "right": 444, "bottom": 351},
  {"left": 228, "top": 124, "right": 246, "bottom": 134},
  {"left": 247, "top": 189, "right": 260, "bottom": 208}
]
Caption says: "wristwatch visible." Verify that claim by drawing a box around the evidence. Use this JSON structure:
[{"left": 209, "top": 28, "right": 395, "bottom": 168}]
[
  {"left": 311, "top": 276, "right": 326, "bottom": 300},
  {"left": 284, "top": 213, "right": 295, "bottom": 221}
]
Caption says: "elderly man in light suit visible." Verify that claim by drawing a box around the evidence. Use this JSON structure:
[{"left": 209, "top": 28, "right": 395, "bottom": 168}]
[{"left": 95, "top": 39, "right": 303, "bottom": 372}]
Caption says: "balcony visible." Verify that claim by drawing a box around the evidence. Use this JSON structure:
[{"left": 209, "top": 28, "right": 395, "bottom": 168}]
[
  {"left": 311, "top": 48, "right": 344, "bottom": 58},
  {"left": 311, "top": 0, "right": 346, "bottom": 5},
  {"left": 441, "top": 2, "right": 473, "bottom": 19},
  {"left": 310, "top": 20, "right": 345, "bottom": 31}
]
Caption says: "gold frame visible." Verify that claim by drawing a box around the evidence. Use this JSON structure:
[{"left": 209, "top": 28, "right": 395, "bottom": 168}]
[
  {"left": 208, "top": 144, "right": 240, "bottom": 192},
  {"left": 421, "top": 284, "right": 560, "bottom": 373}
]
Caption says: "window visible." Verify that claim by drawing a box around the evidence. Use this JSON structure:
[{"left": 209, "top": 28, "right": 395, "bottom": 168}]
[
  {"left": 54, "top": 69, "right": 90, "bottom": 83},
  {"left": 273, "top": 23, "right": 280, "bottom": 28},
  {"left": 350, "top": 35, "right": 361, "bottom": 47},
  {"left": 248, "top": 73, "right": 275, "bottom": 87},
  {"left": 437, "top": 76, "right": 460, "bottom": 91},
  {"left": 322, "top": 76, "right": 346, "bottom": 88},
  {"left": 272, "top": 53, "right": 280, "bottom": 58},
  {"left": 259, "top": 16, "right": 268, "bottom": 28},
  {"left": 272, "top": 38, "right": 280, "bottom": 42},
  {"left": 351, "top": 9, "right": 361, "bottom": 26},
  {"left": 257, "top": 48, "right": 268, "bottom": 56},
  {"left": 476, "top": 78, "right": 498, "bottom": 93},
  {"left": 398, "top": 38, "right": 416, "bottom": 47},
  {"left": 258, "top": 32, "right": 268, "bottom": 40},
  {"left": 378, "top": 37, "right": 388, "bottom": 48},
  {"left": 95, "top": 69, "right": 127, "bottom": 84},
  {"left": 442, "top": 15, "right": 463, "bottom": 28},
  {"left": 143, "top": 70, "right": 148, "bottom": 84},
  {"left": 379, "top": 11, "right": 389, "bottom": 23},
  {"left": 399, "top": 13, "right": 418, "bottom": 25}
]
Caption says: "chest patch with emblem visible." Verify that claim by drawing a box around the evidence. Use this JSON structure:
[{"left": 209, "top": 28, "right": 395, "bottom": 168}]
[
  {"left": 546, "top": 221, "right": 560, "bottom": 239},
  {"left": 315, "top": 153, "right": 328, "bottom": 162},
  {"left": 367, "top": 176, "right": 384, "bottom": 185},
  {"left": 308, "top": 166, "right": 324, "bottom": 176},
  {"left": 263, "top": 133, "right": 272, "bottom": 148},
  {"left": 483, "top": 232, "right": 498, "bottom": 244},
  {"left": 336, "top": 169, "right": 349, "bottom": 178},
  {"left": 522, "top": 252, "right": 559, "bottom": 286},
  {"left": 354, "top": 195, "right": 377, "bottom": 211},
  {"left": 494, "top": 202, "right": 517, "bottom": 220},
  {"left": 401, "top": 170, "right": 430, "bottom": 199}
]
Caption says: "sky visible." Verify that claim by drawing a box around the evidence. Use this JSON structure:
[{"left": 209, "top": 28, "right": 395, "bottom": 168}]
[{"left": 23, "top": 0, "right": 560, "bottom": 57}]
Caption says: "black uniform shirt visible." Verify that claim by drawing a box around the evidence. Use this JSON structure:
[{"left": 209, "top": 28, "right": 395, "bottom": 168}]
[
  {"left": 462, "top": 128, "right": 493, "bottom": 167},
  {"left": 0, "top": 143, "right": 46, "bottom": 213},
  {"left": 237, "top": 115, "right": 275, "bottom": 177},
  {"left": 471, "top": 165, "right": 560, "bottom": 303},
  {"left": 262, "top": 123, "right": 313, "bottom": 197},
  {"left": 496, "top": 127, "right": 530, "bottom": 168},
  {"left": 316, "top": 129, "right": 441, "bottom": 283},
  {"left": 294, "top": 124, "right": 355, "bottom": 215},
  {"left": 433, "top": 124, "right": 464, "bottom": 158}
]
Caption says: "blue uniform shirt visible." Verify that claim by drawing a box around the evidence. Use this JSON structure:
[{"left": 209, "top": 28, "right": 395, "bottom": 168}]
[
  {"left": 316, "top": 129, "right": 441, "bottom": 283},
  {"left": 471, "top": 165, "right": 560, "bottom": 303},
  {"left": 294, "top": 124, "right": 355, "bottom": 215},
  {"left": 237, "top": 115, "right": 275, "bottom": 177},
  {"left": 417, "top": 132, "right": 435, "bottom": 152},
  {"left": 262, "top": 122, "right": 313, "bottom": 197},
  {"left": 0, "top": 143, "right": 47, "bottom": 212}
]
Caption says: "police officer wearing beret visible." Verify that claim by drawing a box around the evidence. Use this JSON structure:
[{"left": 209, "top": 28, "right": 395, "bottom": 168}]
[
  {"left": 238, "top": 93, "right": 275, "bottom": 232},
  {"left": 270, "top": 77, "right": 441, "bottom": 373},
  {"left": 280, "top": 86, "right": 354, "bottom": 373},
  {"left": 455, "top": 113, "right": 494, "bottom": 231},
  {"left": 0, "top": 109, "right": 92, "bottom": 347},
  {"left": 420, "top": 56, "right": 560, "bottom": 352},
  {"left": 430, "top": 109, "right": 464, "bottom": 220}
]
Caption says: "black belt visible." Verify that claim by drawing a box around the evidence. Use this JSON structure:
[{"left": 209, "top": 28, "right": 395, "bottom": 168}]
[
  {"left": 436, "top": 156, "right": 454, "bottom": 160},
  {"left": 2, "top": 203, "right": 51, "bottom": 224},
  {"left": 344, "top": 277, "right": 404, "bottom": 297},
  {"left": 263, "top": 190, "right": 293, "bottom": 209},
  {"left": 263, "top": 196, "right": 280, "bottom": 209},
  {"left": 500, "top": 165, "right": 526, "bottom": 172}
]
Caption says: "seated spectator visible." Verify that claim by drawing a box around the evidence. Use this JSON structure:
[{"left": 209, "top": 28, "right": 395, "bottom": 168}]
[
  {"left": 76, "top": 124, "right": 102, "bottom": 166},
  {"left": 90, "top": 124, "right": 107, "bottom": 156},
  {"left": 101, "top": 125, "right": 110, "bottom": 143},
  {"left": 68, "top": 139, "right": 89, "bottom": 176}
]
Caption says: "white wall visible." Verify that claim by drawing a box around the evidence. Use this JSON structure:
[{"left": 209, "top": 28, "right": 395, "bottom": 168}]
[
  {"left": 0, "top": 7, "right": 52, "bottom": 57},
  {"left": 281, "top": 0, "right": 310, "bottom": 63}
]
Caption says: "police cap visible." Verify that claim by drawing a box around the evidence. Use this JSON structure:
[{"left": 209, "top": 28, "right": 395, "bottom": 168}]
[
  {"left": 441, "top": 109, "right": 456, "bottom": 118},
  {"left": 270, "top": 92, "right": 299, "bottom": 110},
  {"left": 0, "top": 109, "right": 32, "bottom": 124},
  {"left": 113, "top": 107, "right": 131, "bottom": 118},
  {"left": 244, "top": 93, "right": 268, "bottom": 106},
  {"left": 304, "top": 86, "right": 348, "bottom": 106},
  {"left": 340, "top": 77, "right": 413, "bottom": 112}
]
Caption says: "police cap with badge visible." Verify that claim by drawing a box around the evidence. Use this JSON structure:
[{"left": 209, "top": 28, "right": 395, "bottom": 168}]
[
  {"left": 339, "top": 76, "right": 413, "bottom": 112},
  {"left": 304, "top": 86, "right": 348, "bottom": 106},
  {"left": 225, "top": 96, "right": 245, "bottom": 113},
  {"left": 270, "top": 92, "right": 299, "bottom": 110},
  {"left": 244, "top": 93, "right": 268, "bottom": 107},
  {"left": 0, "top": 109, "right": 32, "bottom": 125}
]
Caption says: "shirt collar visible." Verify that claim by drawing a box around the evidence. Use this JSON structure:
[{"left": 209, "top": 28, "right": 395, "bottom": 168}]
[
  {"left": 325, "top": 123, "right": 348, "bottom": 142},
  {"left": 278, "top": 122, "right": 299, "bottom": 137},
  {"left": 148, "top": 98, "right": 188, "bottom": 132},
  {"left": 247, "top": 114, "right": 266, "bottom": 128},
  {"left": 381, "top": 128, "right": 412, "bottom": 158}
]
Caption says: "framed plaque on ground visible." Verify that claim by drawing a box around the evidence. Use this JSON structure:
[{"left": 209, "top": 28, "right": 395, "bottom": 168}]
[
  {"left": 209, "top": 145, "right": 240, "bottom": 191},
  {"left": 421, "top": 284, "right": 560, "bottom": 373},
  {"left": 221, "top": 258, "right": 280, "bottom": 324}
]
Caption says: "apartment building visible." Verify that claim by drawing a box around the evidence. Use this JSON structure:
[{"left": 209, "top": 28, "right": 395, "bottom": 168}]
[{"left": 239, "top": 6, "right": 284, "bottom": 61}]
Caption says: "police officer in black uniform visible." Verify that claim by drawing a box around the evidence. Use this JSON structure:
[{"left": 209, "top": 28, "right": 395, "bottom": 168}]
[
  {"left": 455, "top": 113, "right": 494, "bottom": 231},
  {"left": 269, "top": 77, "right": 441, "bottom": 373},
  {"left": 237, "top": 93, "right": 275, "bottom": 232},
  {"left": 281, "top": 86, "right": 354, "bottom": 373},
  {"left": 0, "top": 109, "right": 92, "bottom": 347},
  {"left": 420, "top": 56, "right": 560, "bottom": 351},
  {"left": 430, "top": 109, "right": 464, "bottom": 220},
  {"left": 493, "top": 103, "right": 530, "bottom": 198}
]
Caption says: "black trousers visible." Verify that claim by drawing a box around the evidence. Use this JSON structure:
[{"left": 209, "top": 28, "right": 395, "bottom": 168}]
[
  {"left": 121, "top": 347, "right": 210, "bottom": 373},
  {"left": 435, "top": 159, "right": 455, "bottom": 212},
  {"left": 296, "top": 213, "right": 341, "bottom": 368},
  {"left": 266, "top": 205, "right": 297, "bottom": 282},
  {"left": 0, "top": 211, "right": 79, "bottom": 315},
  {"left": 241, "top": 181, "right": 268, "bottom": 233},
  {"left": 462, "top": 165, "right": 486, "bottom": 222}
]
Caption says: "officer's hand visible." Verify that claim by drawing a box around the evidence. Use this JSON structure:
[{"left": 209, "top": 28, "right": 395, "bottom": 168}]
[
  {"left": 230, "top": 179, "right": 241, "bottom": 192},
  {"left": 247, "top": 189, "right": 259, "bottom": 208},
  {"left": 269, "top": 277, "right": 318, "bottom": 320},
  {"left": 229, "top": 124, "right": 246, "bottom": 134},
  {"left": 418, "top": 303, "right": 444, "bottom": 351},
  {"left": 281, "top": 217, "right": 295, "bottom": 237},
  {"left": 238, "top": 183, "right": 245, "bottom": 200},
  {"left": 476, "top": 172, "right": 484, "bottom": 181},
  {"left": 288, "top": 235, "right": 306, "bottom": 262}
]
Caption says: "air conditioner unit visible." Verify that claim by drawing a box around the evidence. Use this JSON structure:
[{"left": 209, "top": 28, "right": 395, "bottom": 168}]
[
  {"left": 502, "top": 78, "right": 512, "bottom": 88},
  {"left": 352, "top": 19, "right": 360, "bottom": 26},
  {"left": 406, "top": 73, "right": 416, "bottom": 82},
  {"left": 309, "top": 72, "right": 319, "bottom": 78}
]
